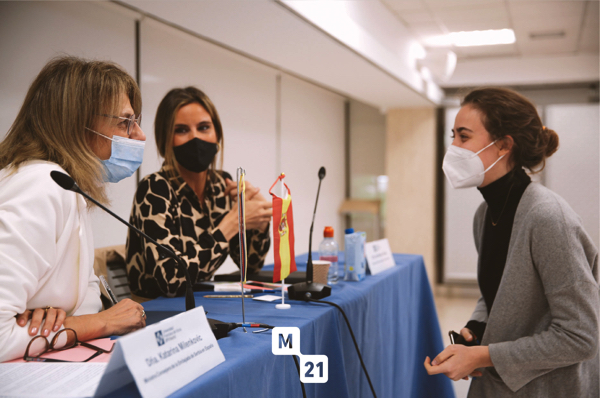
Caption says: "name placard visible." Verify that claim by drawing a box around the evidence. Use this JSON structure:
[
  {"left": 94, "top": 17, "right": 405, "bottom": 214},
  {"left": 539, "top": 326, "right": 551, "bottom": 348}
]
[
  {"left": 94, "top": 306, "right": 225, "bottom": 398},
  {"left": 364, "top": 239, "right": 396, "bottom": 275}
]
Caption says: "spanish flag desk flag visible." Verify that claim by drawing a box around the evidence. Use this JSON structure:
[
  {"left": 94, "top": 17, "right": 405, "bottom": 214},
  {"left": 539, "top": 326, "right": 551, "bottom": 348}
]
[{"left": 269, "top": 173, "right": 297, "bottom": 283}]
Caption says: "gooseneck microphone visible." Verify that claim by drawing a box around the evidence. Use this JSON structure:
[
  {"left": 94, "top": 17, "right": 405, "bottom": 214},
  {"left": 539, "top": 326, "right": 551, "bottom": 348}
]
[
  {"left": 50, "top": 171, "right": 196, "bottom": 312},
  {"left": 306, "top": 166, "right": 326, "bottom": 283},
  {"left": 287, "top": 167, "right": 332, "bottom": 301}
]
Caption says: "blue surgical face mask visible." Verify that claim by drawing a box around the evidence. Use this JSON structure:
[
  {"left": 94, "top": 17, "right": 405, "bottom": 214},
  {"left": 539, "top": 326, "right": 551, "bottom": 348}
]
[{"left": 86, "top": 128, "right": 145, "bottom": 183}]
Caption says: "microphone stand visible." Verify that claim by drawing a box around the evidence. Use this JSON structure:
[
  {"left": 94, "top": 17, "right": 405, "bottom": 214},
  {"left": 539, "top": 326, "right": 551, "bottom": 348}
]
[
  {"left": 50, "top": 171, "right": 195, "bottom": 311},
  {"left": 306, "top": 176, "right": 321, "bottom": 284},
  {"left": 287, "top": 167, "right": 332, "bottom": 301}
]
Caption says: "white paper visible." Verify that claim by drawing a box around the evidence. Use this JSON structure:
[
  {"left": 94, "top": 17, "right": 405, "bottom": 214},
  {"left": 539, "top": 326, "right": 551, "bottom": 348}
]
[
  {"left": 0, "top": 363, "right": 106, "bottom": 398},
  {"left": 213, "top": 283, "right": 250, "bottom": 292},
  {"left": 253, "top": 295, "right": 283, "bottom": 302},
  {"left": 96, "top": 306, "right": 225, "bottom": 398},
  {"left": 364, "top": 239, "right": 396, "bottom": 275}
]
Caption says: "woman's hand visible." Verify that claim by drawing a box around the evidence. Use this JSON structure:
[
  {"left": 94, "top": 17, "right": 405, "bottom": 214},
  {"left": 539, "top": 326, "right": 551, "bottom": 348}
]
[
  {"left": 15, "top": 307, "right": 67, "bottom": 337},
  {"left": 244, "top": 196, "right": 273, "bottom": 232},
  {"left": 96, "top": 298, "right": 146, "bottom": 336},
  {"left": 424, "top": 345, "right": 491, "bottom": 381},
  {"left": 219, "top": 179, "right": 273, "bottom": 240},
  {"left": 461, "top": 327, "right": 477, "bottom": 344},
  {"left": 63, "top": 298, "right": 145, "bottom": 341},
  {"left": 225, "top": 178, "right": 262, "bottom": 202}
]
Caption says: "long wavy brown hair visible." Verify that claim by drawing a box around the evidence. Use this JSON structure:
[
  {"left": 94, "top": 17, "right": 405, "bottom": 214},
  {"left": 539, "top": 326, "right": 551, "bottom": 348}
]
[{"left": 0, "top": 56, "right": 141, "bottom": 205}]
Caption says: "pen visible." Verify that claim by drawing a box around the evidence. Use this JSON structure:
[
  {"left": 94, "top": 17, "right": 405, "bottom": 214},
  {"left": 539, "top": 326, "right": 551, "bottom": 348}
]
[
  {"left": 247, "top": 281, "right": 281, "bottom": 289},
  {"left": 99, "top": 275, "right": 118, "bottom": 305},
  {"left": 205, "top": 295, "right": 255, "bottom": 298},
  {"left": 248, "top": 289, "right": 277, "bottom": 293}
]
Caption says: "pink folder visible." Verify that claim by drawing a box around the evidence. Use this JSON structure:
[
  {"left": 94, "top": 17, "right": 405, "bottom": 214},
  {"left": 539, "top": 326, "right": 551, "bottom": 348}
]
[{"left": 5, "top": 338, "right": 114, "bottom": 363}]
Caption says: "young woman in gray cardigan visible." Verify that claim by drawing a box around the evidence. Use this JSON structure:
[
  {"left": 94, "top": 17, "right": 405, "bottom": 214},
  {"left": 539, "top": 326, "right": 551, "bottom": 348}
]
[{"left": 425, "top": 87, "right": 599, "bottom": 397}]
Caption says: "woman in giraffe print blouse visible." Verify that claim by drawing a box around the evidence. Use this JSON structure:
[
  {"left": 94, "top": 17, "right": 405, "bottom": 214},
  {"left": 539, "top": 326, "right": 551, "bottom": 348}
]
[{"left": 126, "top": 87, "right": 272, "bottom": 299}]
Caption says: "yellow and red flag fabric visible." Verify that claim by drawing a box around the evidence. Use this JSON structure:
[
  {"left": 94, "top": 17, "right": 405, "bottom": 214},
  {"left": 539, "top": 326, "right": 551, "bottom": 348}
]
[{"left": 269, "top": 174, "right": 297, "bottom": 282}]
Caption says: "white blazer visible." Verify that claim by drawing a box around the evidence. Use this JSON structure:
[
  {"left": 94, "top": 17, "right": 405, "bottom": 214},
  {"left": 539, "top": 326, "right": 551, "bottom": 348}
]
[{"left": 0, "top": 160, "right": 102, "bottom": 362}]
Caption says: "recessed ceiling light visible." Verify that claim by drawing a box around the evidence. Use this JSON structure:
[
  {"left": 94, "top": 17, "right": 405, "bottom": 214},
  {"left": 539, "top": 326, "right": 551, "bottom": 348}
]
[
  {"left": 450, "top": 29, "right": 516, "bottom": 47},
  {"left": 423, "top": 29, "right": 516, "bottom": 48}
]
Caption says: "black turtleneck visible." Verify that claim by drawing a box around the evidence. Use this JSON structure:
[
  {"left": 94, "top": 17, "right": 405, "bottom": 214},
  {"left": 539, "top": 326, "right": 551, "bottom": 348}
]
[{"left": 465, "top": 167, "right": 531, "bottom": 341}]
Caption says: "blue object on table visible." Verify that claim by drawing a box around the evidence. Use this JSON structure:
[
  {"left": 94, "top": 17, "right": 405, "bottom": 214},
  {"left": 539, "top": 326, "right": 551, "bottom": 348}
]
[{"left": 108, "top": 253, "right": 454, "bottom": 398}]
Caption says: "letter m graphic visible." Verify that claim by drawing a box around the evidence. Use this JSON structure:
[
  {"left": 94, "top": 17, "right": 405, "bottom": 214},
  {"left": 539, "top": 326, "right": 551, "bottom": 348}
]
[{"left": 279, "top": 334, "right": 293, "bottom": 349}]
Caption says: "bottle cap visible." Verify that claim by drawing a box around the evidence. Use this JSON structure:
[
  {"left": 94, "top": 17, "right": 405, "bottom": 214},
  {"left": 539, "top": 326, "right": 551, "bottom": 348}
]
[
  {"left": 345, "top": 228, "right": 354, "bottom": 234},
  {"left": 323, "top": 226, "right": 334, "bottom": 238}
]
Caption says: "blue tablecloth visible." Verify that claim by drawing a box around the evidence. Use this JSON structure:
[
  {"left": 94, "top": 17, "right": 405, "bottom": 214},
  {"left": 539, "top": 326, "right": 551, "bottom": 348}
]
[{"left": 113, "top": 253, "right": 454, "bottom": 398}]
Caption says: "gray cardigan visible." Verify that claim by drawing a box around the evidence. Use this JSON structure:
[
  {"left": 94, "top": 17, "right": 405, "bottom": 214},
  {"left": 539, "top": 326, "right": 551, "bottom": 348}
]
[{"left": 467, "top": 183, "right": 599, "bottom": 397}]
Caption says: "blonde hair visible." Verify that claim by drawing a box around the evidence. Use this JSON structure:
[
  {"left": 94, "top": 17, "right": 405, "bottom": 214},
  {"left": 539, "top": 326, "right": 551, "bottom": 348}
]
[
  {"left": 0, "top": 56, "right": 141, "bottom": 205},
  {"left": 154, "top": 87, "right": 224, "bottom": 179}
]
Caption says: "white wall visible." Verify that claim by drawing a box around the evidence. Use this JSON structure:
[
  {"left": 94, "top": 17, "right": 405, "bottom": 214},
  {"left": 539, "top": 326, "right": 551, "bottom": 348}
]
[
  {"left": 349, "top": 100, "right": 387, "bottom": 240},
  {"left": 0, "top": 2, "right": 347, "bottom": 270},
  {"left": 443, "top": 107, "right": 481, "bottom": 281},
  {"left": 545, "top": 104, "right": 599, "bottom": 249},
  {"left": 0, "top": 1, "right": 139, "bottom": 249},
  {"left": 280, "top": 75, "right": 346, "bottom": 256},
  {"left": 139, "top": 18, "right": 279, "bottom": 272}
]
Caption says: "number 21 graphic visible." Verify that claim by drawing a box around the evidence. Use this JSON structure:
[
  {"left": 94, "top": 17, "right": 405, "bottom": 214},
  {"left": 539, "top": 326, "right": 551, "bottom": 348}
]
[{"left": 300, "top": 355, "right": 328, "bottom": 383}]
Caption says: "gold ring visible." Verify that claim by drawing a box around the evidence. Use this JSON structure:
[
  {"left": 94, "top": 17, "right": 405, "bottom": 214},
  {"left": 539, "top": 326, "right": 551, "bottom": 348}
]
[{"left": 44, "top": 306, "right": 54, "bottom": 314}]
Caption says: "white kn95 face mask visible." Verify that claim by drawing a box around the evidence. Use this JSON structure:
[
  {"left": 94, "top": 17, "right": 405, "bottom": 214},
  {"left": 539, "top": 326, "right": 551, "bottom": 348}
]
[{"left": 442, "top": 140, "right": 505, "bottom": 189}]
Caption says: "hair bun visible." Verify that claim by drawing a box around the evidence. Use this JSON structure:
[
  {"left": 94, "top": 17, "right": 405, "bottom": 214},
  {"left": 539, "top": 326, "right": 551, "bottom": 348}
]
[{"left": 542, "top": 126, "right": 559, "bottom": 158}]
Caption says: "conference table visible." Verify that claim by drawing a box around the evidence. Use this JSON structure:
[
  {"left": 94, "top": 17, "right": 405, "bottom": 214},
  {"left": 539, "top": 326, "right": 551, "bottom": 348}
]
[{"left": 112, "top": 253, "right": 455, "bottom": 398}]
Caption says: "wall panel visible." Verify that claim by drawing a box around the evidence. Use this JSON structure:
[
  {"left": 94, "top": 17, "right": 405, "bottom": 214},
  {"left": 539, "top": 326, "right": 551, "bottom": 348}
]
[
  {"left": 280, "top": 75, "right": 346, "bottom": 257},
  {"left": 139, "top": 19, "right": 279, "bottom": 272},
  {"left": 386, "top": 107, "right": 437, "bottom": 285},
  {"left": 545, "top": 104, "right": 599, "bottom": 249},
  {"left": 0, "top": 1, "right": 139, "bottom": 249}
]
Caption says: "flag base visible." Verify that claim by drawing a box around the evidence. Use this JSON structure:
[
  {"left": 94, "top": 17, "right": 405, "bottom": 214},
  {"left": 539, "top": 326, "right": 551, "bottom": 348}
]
[
  {"left": 287, "top": 282, "right": 332, "bottom": 301},
  {"left": 276, "top": 303, "right": 291, "bottom": 309}
]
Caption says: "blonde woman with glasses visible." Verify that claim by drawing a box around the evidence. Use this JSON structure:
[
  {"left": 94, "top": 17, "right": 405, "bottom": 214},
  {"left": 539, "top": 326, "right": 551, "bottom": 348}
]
[{"left": 0, "top": 56, "right": 147, "bottom": 362}]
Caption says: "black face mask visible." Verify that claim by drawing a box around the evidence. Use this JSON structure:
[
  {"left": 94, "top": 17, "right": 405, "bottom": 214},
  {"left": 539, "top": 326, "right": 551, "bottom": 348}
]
[{"left": 173, "top": 137, "right": 218, "bottom": 173}]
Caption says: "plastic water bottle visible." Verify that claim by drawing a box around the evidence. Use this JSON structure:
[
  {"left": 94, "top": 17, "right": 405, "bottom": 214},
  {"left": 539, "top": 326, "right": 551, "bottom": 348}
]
[{"left": 319, "top": 226, "right": 339, "bottom": 285}]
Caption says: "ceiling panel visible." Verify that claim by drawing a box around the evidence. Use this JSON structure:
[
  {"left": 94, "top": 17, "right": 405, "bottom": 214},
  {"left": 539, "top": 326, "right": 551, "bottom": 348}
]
[
  {"left": 384, "top": 0, "right": 428, "bottom": 12},
  {"left": 382, "top": 0, "right": 597, "bottom": 86},
  {"left": 409, "top": 21, "right": 446, "bottom": 38},
  {"left": 513, "top": 16, "right": 581, "bottom": 55},
  {"left": 384, "top": 0, "right": 597, "bottom": 58},
  {"left": 425, "top": 0, "right": 503, "bottom": 9},
  {"left": 434, "top": 3, "right": 509, "bottom": 23},
  {"left": 400, "top": 10, "right": 435, "bottom": 24},
  {"left": 508, "top": 1, "right": 585, "bottom": 21}
]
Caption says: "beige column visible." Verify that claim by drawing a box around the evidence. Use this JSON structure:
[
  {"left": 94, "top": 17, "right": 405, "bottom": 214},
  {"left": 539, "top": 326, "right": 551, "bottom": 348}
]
[{"left": 385, "top": 107, "right": 437, "bottom": 286}]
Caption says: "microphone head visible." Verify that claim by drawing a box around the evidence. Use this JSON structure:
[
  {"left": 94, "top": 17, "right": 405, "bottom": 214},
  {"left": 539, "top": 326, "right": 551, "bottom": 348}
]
[
  {"left": 50, "top": 171, "right": 78, "bottom": 192},
  {"left": 318, "top": 167, "right": 326, "bottom": 180}
]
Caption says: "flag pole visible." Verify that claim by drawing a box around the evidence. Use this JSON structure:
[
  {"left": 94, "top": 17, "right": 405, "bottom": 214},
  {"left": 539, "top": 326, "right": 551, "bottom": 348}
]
[
  {"left": 276, "top": 173, "right": 291, "bottom": 309},
  {"left": 237, "top": 168, "right": 249, "bottom": 330}
]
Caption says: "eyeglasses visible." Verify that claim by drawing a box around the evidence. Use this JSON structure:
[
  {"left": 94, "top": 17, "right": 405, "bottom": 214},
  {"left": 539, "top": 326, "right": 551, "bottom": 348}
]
[
  {"left": 23, "top": 328, "right": 114, "bottom": 363},
  {"left": 99, "top": 113, "right": 142, "bottom": 137}
]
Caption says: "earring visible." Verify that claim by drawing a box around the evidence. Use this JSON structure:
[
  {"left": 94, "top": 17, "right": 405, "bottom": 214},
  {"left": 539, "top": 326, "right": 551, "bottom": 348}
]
[{"left": 216, "top": 142, "right": 221, "bottom": 152}]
